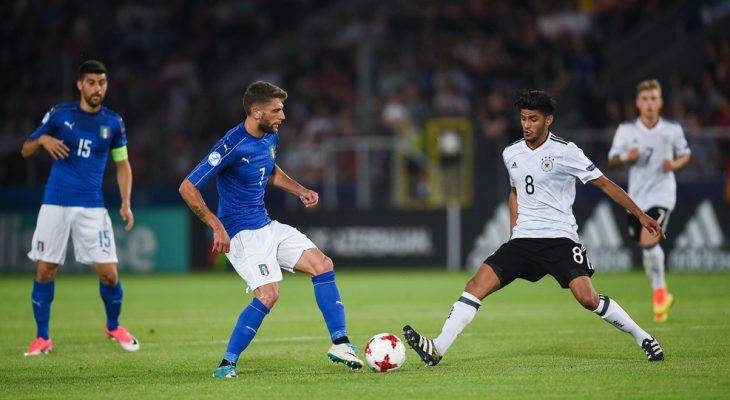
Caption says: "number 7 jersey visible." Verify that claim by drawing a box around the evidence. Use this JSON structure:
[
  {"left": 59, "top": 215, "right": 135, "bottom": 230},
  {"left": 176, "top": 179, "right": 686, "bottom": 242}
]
[{"left": 503, "top": 133, "right": 603, "bottom": 243}]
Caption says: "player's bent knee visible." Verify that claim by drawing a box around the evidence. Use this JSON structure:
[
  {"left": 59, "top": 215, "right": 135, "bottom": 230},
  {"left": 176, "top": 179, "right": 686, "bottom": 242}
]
[
  {"left": 99, "top": 272, "right": 118, "bottom": 286},
  {"left": 36, "top": 263, "right": 59, "bottom": 282},
  {"left": 577, "top": 293, "right": 599, "bottom": 310},
  {"left": 310, "top": 255, "right": 334, "bottom": 276},
  {"left": 464, "top": 264, "right": 500, "bottom": 300},
  {"left": 319, "top": 256, "right": 334, "bottom": 274},
  {"left": 255, "top": 286, "right": 279, "bottom": 309}
]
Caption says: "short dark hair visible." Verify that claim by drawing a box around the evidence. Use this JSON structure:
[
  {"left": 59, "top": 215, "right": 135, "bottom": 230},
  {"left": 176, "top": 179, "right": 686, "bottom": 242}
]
[
  {"left": 243, "top": 81, "right": 288, "bottom": 115},
  {"left": 514, "top": 90, "right": 557, "bottom": 115},
  {"left": 77, "top": 60, "right": 108, "bottom": 80}
]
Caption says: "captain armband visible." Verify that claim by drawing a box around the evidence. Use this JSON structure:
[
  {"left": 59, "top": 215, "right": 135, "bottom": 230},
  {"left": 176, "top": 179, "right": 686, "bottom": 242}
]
[{"left": 111, "top": 146, "right": 128, "bottom": 162}]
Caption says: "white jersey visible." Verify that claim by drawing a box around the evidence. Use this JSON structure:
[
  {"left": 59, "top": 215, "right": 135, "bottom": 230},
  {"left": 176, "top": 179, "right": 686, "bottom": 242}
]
[
  {"left": 503, "top": 133, "right": 603, "bottom": 243},
  {"left": 608, "top": 118, "right": 690, "bottom": 211}
]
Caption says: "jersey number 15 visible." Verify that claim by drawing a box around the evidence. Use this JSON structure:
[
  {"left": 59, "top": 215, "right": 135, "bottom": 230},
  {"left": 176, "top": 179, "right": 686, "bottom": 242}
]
[{"left": 77, "top": 139, "right": 92, "bottom": 158}]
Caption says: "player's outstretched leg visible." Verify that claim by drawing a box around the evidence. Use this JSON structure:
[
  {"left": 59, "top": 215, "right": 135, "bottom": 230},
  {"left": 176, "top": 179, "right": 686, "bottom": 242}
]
[
  {"left": 25, "top": 266, "right": 56, "bottom": 356},
  {"left": 404, "top": 263, "right": 500, "bottom": 366},
  {"left": 299, "top": 249, "right": 362, "bottom": 370},
  {"left": 642, "top": 244, "right": 673, "bottom": 322},
  {"left": 570, "top": 277, "right": 664, "bottom": 361},
  {"left": 213, "top": 285, "right": 274, "bottom": 378},
  {"left": 96, "top": 264, "right": 139, "bottom": 352}
]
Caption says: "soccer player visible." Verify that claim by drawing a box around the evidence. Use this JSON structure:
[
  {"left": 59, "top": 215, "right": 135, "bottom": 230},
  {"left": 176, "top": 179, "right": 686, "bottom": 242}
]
[
  {"left": 608, "top": 79, "right": 690, "bottom": 322},
  {"left": 21, "top": 60, "right": 139, "bottom": 355},
  {"left": 179, "top": 81, "right": 363, "bottom": 378},
  {"left": 404, "top": 90, "right": 666, "bottom": 365}
]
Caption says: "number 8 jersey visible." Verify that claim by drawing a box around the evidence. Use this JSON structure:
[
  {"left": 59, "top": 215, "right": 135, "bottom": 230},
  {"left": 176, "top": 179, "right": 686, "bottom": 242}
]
[{"left": 503, "top": 133, "right": 603, "bottom": 243}]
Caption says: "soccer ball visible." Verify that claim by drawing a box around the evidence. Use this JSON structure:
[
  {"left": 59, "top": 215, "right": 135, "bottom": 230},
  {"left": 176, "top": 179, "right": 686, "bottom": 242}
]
[{"left": 364, "top": 333, "right": 406, "bottom": 372}]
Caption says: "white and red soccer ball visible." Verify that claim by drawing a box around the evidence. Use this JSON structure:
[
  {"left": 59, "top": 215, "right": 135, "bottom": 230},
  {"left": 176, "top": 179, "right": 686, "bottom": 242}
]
[{"left": 364, "top": 333, "right": 406, "bottom": 372}]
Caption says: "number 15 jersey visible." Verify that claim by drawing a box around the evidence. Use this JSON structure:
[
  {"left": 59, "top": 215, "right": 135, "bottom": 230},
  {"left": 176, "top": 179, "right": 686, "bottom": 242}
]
[
  {"left": 28, "top": 102, "right": 127, "bottom": 207},
  {"left": 503, "top": 133, "right": 603, "bottom": 243}
]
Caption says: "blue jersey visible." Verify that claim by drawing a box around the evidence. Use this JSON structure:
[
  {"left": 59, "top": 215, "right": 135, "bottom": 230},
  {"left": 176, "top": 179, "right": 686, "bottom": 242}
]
[
  {"left": 28, "top": 102, "right": 127, "bottom": 207},
  {"left": 187, "top": 123, "right": 279, "bottom": 237}
]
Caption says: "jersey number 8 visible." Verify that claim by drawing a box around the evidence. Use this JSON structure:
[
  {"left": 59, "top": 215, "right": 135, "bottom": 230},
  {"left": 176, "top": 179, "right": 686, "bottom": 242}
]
[
  {"left": 572, "top": 246, "right": 593, "bottom": 269},
  {"left": 525, "top": 175, "right": 534, "bottom": 194}
]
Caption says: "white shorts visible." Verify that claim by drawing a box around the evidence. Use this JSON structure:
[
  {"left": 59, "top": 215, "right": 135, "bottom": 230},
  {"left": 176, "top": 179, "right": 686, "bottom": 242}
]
[
  {"left": 27, "top": 205, "right": 118, "bottom": 265},
  {"left": 226, "top": 220, "right": 316, "bottom": 291}
]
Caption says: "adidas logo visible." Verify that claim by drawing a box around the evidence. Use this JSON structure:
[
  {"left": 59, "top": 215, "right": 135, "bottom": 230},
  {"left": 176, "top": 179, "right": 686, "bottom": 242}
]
[
  {"left": 511, "top": 162, "right": 518, "bottom": 169},
  {"left": 669, "top": 200, "right": 730, "bottom": 270},
  {"left": 579, "top": 202, "right": 632, "bottom": 271}
]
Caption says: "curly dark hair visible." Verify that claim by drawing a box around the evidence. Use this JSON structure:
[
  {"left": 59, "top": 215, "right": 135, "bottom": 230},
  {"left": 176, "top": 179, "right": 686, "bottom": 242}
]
[{"left": 513, "top": 90, "right": 556, "bottom": 116}]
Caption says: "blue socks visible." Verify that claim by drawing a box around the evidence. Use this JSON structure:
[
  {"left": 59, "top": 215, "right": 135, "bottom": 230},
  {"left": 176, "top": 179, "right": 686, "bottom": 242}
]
[
  {"left": 224, "top": 298, "right": 270, "bottom": 364},
  {"left": 312, "top": 271, "right": 347, "bottom": 342},
  {"left": 31, "top": 280, "right": 55, "bottom": 339},
  {"left": 99, "top": 281, "right": 123, "bottom": 330}
]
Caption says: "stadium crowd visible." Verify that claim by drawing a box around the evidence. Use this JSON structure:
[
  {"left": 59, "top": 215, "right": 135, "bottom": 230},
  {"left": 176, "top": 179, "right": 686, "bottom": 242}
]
[{"left": 1, "top": 0, "right": 727, "bottom": 195}]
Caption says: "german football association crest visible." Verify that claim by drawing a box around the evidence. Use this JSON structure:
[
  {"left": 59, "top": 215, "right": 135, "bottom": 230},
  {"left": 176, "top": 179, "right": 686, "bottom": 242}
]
[
  {"left": 99, "top": 125, "right": 111, "bottom": 140},
  {"left": 540, "top": 156, "right": 554, "bottom": 172},
  {"left": 269, "top": 146, "right": 276, "bottom": 159},
  {"left": 258, "top": 264, "right": 270, "bottom": 276}
]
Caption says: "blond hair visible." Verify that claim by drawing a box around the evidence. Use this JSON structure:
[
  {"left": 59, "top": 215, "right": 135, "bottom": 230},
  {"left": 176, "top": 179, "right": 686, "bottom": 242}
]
[{"left": 636, "top": 79, "right": 662, "bottom": 96}]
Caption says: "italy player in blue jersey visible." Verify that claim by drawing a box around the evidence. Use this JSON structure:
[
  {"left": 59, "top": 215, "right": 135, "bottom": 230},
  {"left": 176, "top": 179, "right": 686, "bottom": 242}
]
[
  {"left": 179, "top": 81, "right": 363, "bottom": 378},
  {"left": 21, "top": 60, "right": 139, "bottom": 356}
]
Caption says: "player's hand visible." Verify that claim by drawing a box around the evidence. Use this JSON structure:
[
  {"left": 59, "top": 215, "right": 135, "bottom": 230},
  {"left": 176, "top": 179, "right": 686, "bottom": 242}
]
[
  {"left": 662, "top": 159, "right": 674, "bottom": 172},
  {"left": 299, "top": 189, "right": 319, "bottom": 208},
  {"left": 120, "top": 204, "right": 134, "bottom": 231},
  {"left": 626, "top": 148, "right": 639, "bottom": 163},
  {"left": 639, "top": 213, "right": 665, "bottom": 239},
  {"left": 211, "top": 226, "right": 230, "bottom": 254},
  {"left": 39, "top": 135, "right": 69, "bottom": 160}
]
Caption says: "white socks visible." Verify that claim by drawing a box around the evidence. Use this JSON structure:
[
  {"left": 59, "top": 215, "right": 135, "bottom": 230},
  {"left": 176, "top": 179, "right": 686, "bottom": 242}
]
[
  {"left": 642, "top": 245, "right": 666, "bottom": 290},
  {"left": 594, "top": 295, "right": 651, "bottom": 345},
  {"left": 433, "top": 291, "right": 481, "bottom": 355}
]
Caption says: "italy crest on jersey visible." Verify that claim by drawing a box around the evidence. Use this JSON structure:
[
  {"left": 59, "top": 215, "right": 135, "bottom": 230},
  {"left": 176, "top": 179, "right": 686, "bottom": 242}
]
[
  {"left": 541, "top": 156, "right": 554, "bottom": 172},
  {"left": 99, "top": 125, "right": 111, "bottom": 140},
  {"left": 269, "top": 146, "right": 276, "bottom": 159}
]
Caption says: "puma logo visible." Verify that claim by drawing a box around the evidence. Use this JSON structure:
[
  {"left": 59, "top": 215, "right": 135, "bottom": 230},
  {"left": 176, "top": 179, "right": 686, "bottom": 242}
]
[
  {"left": 64, "top": 121, "right": 75, "bottom": 130},
  {"left": 241, "top": 156, "right": 250, "bottom": 164}
]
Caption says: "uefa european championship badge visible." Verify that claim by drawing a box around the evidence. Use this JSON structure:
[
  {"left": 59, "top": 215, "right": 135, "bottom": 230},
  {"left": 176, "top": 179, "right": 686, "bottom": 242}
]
[
  {"left": 208, "top": 151, "right": 221, "bottom": 166},
  {"left": 541, "top": 156, "right": 554, "bottom": 172},
  {"left": 99, "top": 125, "right": 111, "bottom": 140},
  {"left": 269, "top": 146, "right": 276, "bottom": 160}
]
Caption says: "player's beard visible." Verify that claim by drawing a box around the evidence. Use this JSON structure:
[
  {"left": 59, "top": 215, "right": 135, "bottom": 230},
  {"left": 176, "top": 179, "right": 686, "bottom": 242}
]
[
  {"left": 84, "top": 92, "right": 104, "bottom": 108},
  {"left": 524, "top": 126, "right": 548, "bottom": 146},
  {"left": 259, "top": 121, "right": 278, "bottom": 133}
]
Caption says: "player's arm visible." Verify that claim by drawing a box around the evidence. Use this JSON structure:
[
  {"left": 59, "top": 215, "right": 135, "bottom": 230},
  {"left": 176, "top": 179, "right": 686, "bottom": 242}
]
[
  {"left": 590, "top": 175, "right": 664, "bottom": 238},
  {"left": 607, "top": 127, "right": 638, "bottom": 168},
  {"left": 113, "top": 151, "right": 134, "bottom": 231},
  {"left": 664, "top": 125, "right": 692, "bottom": 172},
  {"left": 662, "top": 153, "right": 690, "bottom": 172},
  {"left": 179, "top": 179, "right": 230, "bottom": 254},
  {"left": 22, "top": 109, "right": 68, "bottom": 159},
  {"left": 268, "top": 164, "right": 318, "bottom": 208},
  {"left": 22, "top": 135, "right": 70, "bottom": 159},
  {"left": 508, "top": 187, "right": 517, "bottom": 235},
  {"left": 608, "top": 149, "right": 639, "bottom": 168}
]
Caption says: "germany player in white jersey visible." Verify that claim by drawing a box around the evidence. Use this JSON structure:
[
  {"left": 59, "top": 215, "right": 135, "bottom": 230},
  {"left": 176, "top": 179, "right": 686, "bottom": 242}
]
[
  {"left": 404, "top": 90, "right": 666, "bottom": 364},
  {"left": 608, "top": 79, "right": 691, "bottom": 322}
]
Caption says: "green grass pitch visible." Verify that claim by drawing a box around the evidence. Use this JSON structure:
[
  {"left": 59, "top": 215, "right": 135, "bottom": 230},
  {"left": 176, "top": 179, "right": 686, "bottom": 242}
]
[{"left": 1, "top": 270, "right": 728, "bottom": 399}]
